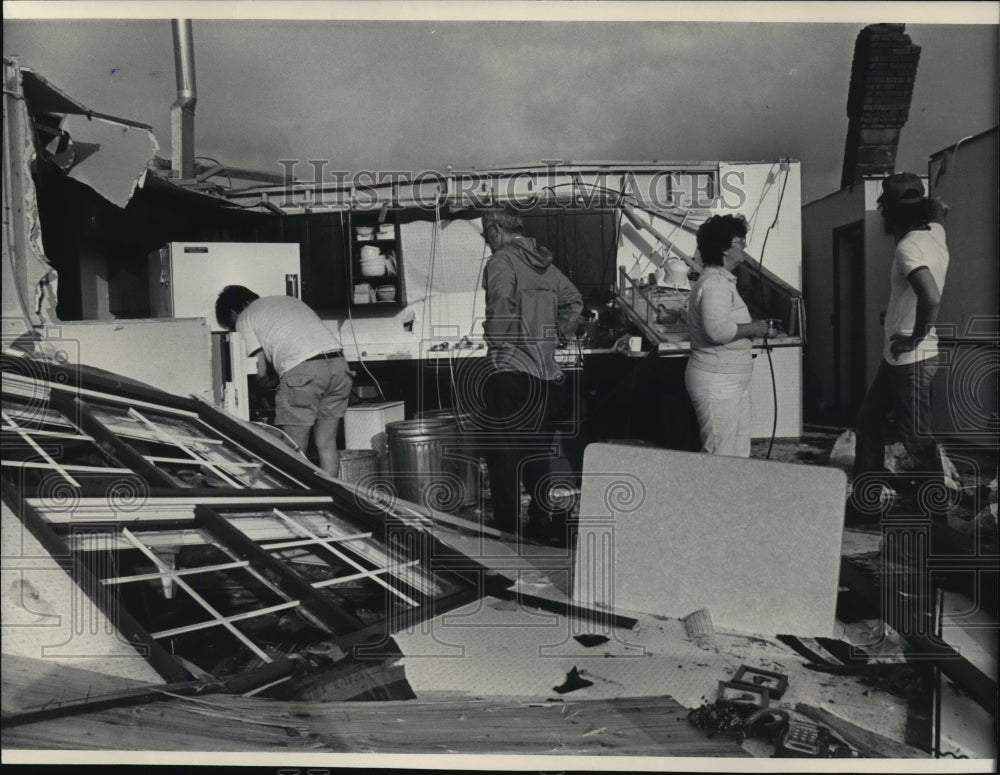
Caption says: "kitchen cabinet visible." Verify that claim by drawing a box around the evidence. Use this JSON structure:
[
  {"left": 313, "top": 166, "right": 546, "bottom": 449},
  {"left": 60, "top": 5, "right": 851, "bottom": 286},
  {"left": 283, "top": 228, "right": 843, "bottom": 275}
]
[{"left": 347, "top": 212, "right": 406, "bottom": 309}]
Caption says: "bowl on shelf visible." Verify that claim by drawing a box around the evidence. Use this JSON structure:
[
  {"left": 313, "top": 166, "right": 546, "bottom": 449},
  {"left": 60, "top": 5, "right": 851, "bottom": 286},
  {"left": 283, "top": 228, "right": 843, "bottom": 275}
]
[
  {"left": 360, "top": 259, "right": 387, "bottom": 278},
  {"left": 360, "top": 245, "right": 381, "bottom": 260},
  {"left": 375, "top": 285, "right": 397, "bottom": 302},
  {"left": 355, "top": 226, "right": 375, "bottom": 239}
]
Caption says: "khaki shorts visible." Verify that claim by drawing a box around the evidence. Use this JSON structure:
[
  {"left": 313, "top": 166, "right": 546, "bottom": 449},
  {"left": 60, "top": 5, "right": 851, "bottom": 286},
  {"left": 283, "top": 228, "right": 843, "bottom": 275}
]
[{"left": 275, "top": 356, "right": 354, "bottom": 427}]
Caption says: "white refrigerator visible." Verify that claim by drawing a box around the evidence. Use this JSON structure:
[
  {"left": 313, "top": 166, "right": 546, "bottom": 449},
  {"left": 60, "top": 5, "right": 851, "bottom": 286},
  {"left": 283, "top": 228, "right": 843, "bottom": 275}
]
[{"left": 148, "top": 242, "right": 302, "bottom": 419}]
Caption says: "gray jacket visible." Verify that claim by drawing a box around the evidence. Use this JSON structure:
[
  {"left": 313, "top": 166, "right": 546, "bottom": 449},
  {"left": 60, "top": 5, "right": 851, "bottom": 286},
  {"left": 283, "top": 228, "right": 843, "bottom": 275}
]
[{"left": 482, "top": 236, "right": 583, "bottom": 380}]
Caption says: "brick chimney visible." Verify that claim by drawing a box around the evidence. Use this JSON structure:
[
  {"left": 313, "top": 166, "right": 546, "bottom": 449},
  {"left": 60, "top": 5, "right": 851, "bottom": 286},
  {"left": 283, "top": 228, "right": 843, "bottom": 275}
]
[{"left": 841, "top": 24, "right": 921, "bottom": 188}]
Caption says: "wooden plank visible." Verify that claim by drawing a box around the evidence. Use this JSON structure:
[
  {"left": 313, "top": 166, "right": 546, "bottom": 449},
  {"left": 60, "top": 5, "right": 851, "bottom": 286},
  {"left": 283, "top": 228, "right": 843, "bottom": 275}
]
[
  {"left": 2, "top": 654, "right": 159, "bottom": 714},
  {"left": 491, "top": 588, "right": 639, "bottom": 631},
  {"left": 2, "top": 692, "right": 750, "bottom": 755},
  {"left": 1, "top": 653, "right": 295, "bottom": 726}
]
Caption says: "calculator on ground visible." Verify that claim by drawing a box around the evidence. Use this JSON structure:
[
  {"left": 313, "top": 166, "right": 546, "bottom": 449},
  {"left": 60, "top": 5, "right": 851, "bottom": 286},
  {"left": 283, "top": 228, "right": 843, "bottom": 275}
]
[{"left": 774, "top": 720, "right": 829, "bottom": 757}]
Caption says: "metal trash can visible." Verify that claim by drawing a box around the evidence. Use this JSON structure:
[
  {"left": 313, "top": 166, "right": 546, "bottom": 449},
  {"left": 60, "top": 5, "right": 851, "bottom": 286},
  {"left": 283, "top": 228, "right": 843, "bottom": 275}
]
[
  {"left": 416, "top": 409, "right": 483, "bottom": 507},
  {"left": 386, "top": 418, "right": 467, "bottom": 512}
]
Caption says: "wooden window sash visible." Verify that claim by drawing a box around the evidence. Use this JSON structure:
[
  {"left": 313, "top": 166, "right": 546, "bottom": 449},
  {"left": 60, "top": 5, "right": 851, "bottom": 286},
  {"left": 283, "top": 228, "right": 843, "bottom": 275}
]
[
  {"left": 74, "top": 386, "right": 202, "bottom": 418},
  {"left": 2, "top": 408, "right": 83, "bottom": 486},
  {"left": 101, "top": 559, "right": 251, "bottom": 585},
  {"left": 310, "top": 560, "right": 421, "bottom": 590},
  {"left": 272, "top": 507, "right": 420, "bottom": 607},
  {"left": 6, "top": 460, "right": 133, "bottom": 477},
  {"left": 32, "top": 495, "right": 334, "bottom": 524},
  {"left": 150, "top": 600, "right": 300, "bottom": 640},
  {"left": 260, "top": 532, "right": 372, "bottom": 551},
  {"left": 1, "top": 428, "right": 91, "bottom": 441},
  {"left": 120, "top": 527, "right": 272, "bottom": 663},
  {"left": 129, "top": 408, "right": 247, "bottom": 489}
]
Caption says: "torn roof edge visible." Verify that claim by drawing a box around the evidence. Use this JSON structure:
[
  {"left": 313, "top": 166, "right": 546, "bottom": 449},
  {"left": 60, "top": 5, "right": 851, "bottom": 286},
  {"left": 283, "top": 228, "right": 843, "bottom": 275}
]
[{"left": 20, "top": 66, "right": 155, "bottom": 133}]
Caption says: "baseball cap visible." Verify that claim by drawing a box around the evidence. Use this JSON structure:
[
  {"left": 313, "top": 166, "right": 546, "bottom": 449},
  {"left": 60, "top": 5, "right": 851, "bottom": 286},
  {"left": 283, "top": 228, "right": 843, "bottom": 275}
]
[{"left": 877, "top": 172, "right": 926, "bottom": 205}]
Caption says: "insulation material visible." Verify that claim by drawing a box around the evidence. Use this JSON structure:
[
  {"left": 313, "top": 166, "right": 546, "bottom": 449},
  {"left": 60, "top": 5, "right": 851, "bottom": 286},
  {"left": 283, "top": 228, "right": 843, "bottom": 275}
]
[
  {"left": 572, "top": 443, "right": 847, "bottom": 637},
  {"left": 59, "top": 114, "right": 159, "bottom": 209},
  {"left": 2, "top": 64, "right": 59, "bottom": 330}
]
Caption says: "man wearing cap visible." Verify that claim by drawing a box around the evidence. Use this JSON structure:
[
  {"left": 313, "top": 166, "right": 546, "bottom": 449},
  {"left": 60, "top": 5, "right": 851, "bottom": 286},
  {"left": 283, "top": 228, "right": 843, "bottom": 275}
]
[
  {"left": 216, "top": 285, "right": 353, "bottom": 478},
  {"left": 852, "top": 172, "right": 950, "bottom": 510}
]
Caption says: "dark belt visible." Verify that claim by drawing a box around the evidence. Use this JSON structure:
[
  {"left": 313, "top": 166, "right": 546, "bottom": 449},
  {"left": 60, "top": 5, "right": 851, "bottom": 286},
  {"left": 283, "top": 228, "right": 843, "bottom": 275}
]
[{"left": 304, "top": 350, "right": 343, "bottom": 362}]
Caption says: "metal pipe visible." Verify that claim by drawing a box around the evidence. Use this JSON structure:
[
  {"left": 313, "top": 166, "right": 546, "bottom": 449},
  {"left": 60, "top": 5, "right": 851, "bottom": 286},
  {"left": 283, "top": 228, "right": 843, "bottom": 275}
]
[{"left": 170, "top": 19, "right": 196, "bottom": 178}]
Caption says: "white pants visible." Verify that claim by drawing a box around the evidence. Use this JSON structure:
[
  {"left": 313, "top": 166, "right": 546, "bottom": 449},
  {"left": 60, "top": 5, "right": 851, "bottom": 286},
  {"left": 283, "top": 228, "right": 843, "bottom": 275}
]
[{"left": 685, "top": 363, "right": 752, "bottom": 457}]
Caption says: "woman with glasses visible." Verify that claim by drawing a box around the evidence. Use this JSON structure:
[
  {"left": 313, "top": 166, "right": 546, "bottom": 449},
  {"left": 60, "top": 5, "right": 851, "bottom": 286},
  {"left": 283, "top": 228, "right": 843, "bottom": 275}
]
[{"left": 684, "top": 214, "right": 771, "bottom": 457}]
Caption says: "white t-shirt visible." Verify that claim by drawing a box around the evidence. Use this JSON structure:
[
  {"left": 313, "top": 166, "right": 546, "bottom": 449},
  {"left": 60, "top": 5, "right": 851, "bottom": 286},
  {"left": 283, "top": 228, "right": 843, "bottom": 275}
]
[
  {"left": 236, "top": 296, "right": 342, "bottom": 377},
  {"left": 883, "top": 223, "right": 949, "bottom": 365}
]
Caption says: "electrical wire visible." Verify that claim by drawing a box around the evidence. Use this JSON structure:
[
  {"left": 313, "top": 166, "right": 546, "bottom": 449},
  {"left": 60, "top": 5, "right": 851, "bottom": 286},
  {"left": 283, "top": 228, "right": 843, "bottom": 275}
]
[
  {"left": 195, "top": 155, "right": 233, "bottom": 189},
  {"left": 932, "top": 585, "right": 944, "bottom": 757},
  {"left": 429, "top": 204, "right": 447, "bottom": 409},
  {"left": 452, "top": 223, "right": 493, "bottom": 415},
  {"left": 467, "top": 224, "right": 492, "bottom": 339},
  {"left": 932, "top": 134, "right": 974, "bottom": 188},
  {"left": 345, "top": 292, "right": 386, "bottom": 402},
  {"left": 342, "top": 210, "right": 386, "bottom": 402},
  {"left": 604, "top": 207, "right": 625, "bottom": 297},
  {"left": 743, "top": 162, "right": 780, "bottom": 231},
  {"left": 763, "top": 338, "right": 778, "bottom": 460},
  {"left": 750, "top": 161, "right": 790, "bottom": 459}
]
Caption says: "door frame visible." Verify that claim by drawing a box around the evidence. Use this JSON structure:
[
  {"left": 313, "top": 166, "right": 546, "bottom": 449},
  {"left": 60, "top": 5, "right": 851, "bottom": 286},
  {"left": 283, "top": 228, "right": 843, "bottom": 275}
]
[{"left": 831, "top": 220, "right": 867, "bottom": 424}]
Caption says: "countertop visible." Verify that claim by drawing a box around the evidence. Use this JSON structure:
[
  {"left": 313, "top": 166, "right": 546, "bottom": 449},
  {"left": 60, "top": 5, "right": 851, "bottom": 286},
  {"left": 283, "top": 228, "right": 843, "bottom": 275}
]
[{"left": 343, "top": 335, "right": 802, "bottom": 363}]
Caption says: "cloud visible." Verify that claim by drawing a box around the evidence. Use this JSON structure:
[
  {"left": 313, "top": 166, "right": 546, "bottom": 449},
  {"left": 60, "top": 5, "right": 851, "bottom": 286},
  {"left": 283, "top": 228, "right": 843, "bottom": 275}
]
[{"left": 3, "top": 19, "right": 996, "bottom": 203}]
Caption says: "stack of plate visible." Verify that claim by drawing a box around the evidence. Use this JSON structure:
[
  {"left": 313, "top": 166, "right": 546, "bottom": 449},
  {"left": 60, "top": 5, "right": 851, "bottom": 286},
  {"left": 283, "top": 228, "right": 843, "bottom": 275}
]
[{"left": 353, "top": 283, "right": 372, "bottom": 304}]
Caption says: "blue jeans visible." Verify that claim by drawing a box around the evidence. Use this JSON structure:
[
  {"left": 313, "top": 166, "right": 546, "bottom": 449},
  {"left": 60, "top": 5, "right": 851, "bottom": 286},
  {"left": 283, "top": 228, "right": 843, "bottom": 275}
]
[{"left": 854, "top": 356, "right": 942, "bottom": 478}]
